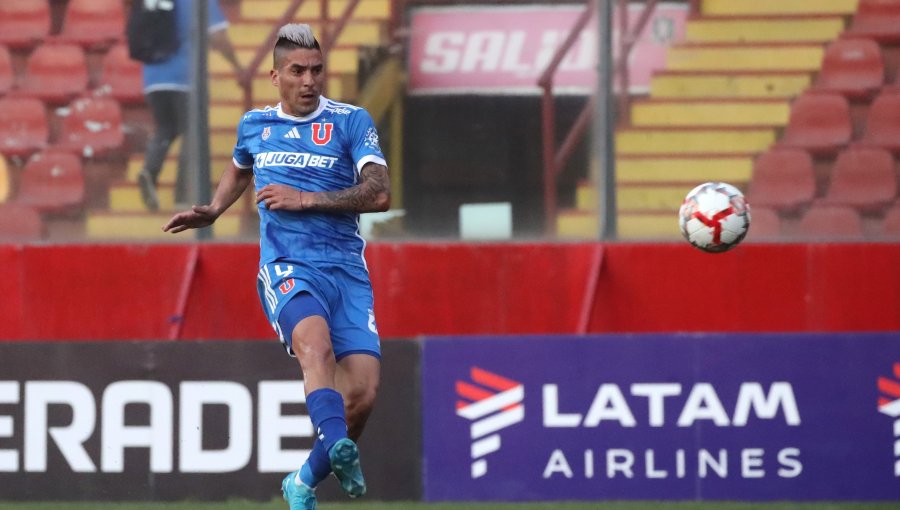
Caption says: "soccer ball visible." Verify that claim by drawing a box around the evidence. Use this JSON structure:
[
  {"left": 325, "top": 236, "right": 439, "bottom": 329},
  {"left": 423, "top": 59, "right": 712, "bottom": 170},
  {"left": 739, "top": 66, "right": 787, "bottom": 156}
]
[{"left": 678, "top": 182, "right": 751, "bottom": 253}]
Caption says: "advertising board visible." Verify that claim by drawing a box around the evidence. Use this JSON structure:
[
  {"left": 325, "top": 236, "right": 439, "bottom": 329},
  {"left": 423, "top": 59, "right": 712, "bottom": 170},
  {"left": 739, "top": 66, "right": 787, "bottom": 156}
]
[
  {"left": 422, "top": 333, "right": 900, "bottom": 501},
  {"left": 408, "top": 3, "right": 687, "bottom": 94},
  {"left": 0, "top": 340, "right": 420, "bottom": 501}
]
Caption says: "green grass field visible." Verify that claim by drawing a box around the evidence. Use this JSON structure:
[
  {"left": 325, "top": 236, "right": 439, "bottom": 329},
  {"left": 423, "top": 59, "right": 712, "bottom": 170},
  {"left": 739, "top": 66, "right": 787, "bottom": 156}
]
[{"left": 0, "top": 502, "right": 898, "bottom": 510}]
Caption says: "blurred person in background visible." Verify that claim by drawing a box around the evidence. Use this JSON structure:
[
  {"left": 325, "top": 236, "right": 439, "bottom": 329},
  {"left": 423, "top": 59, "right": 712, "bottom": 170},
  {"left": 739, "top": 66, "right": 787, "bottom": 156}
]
[
  {"left": 162, "top": 23, "right": 391, "bottom": 510},
  {"left": 131, "top": 0, "right": 243, "bottom": 211}
]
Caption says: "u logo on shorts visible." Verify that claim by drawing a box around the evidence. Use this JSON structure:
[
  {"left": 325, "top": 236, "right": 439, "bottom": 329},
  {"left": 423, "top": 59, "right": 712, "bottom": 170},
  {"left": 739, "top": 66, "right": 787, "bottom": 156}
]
[{"left": 279, "top": 278, "right": 295, "bottom": 295}]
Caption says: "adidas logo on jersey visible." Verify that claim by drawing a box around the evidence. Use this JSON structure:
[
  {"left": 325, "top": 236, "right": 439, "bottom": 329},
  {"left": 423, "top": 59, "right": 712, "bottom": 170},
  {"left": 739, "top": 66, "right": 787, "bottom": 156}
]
[{"left": 283, "top": 127, "right": 302, "bottom": 139}]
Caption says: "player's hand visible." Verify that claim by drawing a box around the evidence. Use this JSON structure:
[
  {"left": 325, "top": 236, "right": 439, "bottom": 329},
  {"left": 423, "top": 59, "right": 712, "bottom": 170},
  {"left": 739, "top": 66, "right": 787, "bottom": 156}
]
[
  {"left": 256, "top": 184, "right": 309, "bottom": 211},
  {"left": 162, "top": 205, "right": 220, "bottom": 233}
]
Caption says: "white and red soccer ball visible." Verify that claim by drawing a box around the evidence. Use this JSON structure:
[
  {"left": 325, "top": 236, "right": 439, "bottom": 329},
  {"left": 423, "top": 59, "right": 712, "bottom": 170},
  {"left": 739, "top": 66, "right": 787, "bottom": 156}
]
[{"left": 678, "top": 182, "right": 751, "bottom": 253}]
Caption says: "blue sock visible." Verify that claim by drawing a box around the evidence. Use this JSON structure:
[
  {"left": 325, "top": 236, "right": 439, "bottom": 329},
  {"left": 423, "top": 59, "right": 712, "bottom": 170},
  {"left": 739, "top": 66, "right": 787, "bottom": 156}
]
[
  {"left": 306, "top": 388, "right": 347, "bottom": 453},
  {"left": 298, "top": 439, "right": 331, "bottom": 487}
]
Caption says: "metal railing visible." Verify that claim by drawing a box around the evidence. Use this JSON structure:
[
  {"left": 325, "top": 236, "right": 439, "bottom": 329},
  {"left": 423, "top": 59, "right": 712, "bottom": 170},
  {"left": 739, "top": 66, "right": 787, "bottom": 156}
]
[
  {"left": 539, "top": 0, "right": 659, "bottom": 236},
  {"left": 538, "top": 1, "right": 596, "bottom": 236},
  {"left": 616, "top": 0, "right": 659, "bottom": 122}
]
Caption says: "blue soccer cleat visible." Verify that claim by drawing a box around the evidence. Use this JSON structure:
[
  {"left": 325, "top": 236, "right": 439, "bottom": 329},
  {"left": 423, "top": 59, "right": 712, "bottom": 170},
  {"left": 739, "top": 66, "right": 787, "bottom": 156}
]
[
  {"left": 328, "top": 438, "right": 366, "bottom": 498},
  {"left": 282, "top": 470, "right": 317, "bottom": 510}
]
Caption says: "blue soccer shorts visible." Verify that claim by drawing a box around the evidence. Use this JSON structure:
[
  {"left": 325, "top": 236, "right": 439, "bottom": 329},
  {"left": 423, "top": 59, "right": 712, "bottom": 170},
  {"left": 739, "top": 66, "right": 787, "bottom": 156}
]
[{"left": 256, "top": 260, "right": 381, "bottom": 360}]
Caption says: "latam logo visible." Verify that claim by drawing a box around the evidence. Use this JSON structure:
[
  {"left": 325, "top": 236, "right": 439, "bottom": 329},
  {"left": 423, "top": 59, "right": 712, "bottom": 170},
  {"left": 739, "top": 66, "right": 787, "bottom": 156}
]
[
  {"left": 455, "top": 368, "right": 524, "bottom": 479},
  {"left": 877, "top": 362, "right": 900, "bottom": 477}
]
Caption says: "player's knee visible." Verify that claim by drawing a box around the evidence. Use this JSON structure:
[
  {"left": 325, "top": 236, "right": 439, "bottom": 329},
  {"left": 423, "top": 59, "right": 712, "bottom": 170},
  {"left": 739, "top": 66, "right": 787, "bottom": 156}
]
[
  {"left": 291, "top": 316, "right": 332, "bottom": 359},
  {"left": 294, "top": 340, "right": 333, "bottom": 367},
  {"left": 292, "top": 335, "right": 333, "bottom": 369}
]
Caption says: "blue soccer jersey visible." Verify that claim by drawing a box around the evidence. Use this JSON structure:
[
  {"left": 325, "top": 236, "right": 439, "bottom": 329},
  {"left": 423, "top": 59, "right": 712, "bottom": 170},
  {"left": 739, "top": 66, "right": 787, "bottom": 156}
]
[{"left": 232, "top": 98, "right": 387, "bottom": 268}]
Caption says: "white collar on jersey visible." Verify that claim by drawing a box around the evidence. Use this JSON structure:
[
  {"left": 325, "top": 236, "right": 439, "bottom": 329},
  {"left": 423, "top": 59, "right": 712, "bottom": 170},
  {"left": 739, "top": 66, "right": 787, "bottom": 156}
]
[{"left": 276, "top": 97, "right": 329, "bottom": 122}]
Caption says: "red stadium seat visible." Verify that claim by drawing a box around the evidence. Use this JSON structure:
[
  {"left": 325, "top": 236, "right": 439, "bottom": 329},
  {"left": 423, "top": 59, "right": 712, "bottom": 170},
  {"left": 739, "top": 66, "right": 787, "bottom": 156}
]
[
  {"left": 777, "top": 93, "right": 851, "bottom": 156},
  {"left": 847, "top": 0, "right": 900, "bottom": 43},
  {"left": 812, "top": 38, "right": 884, "bottom": 99},
  {"left": 0, "top": 97, "right": 48, "bottom": 158},
  {"left": 97, "top": 44, "right": 144, "bottom": 104},
  {"left": 0, "top": 45, "right": 12, "bottom": 97},
  {"left": 881, "top": 204, "right": 900, "bottom": 237},
  {"left": 0, "top": 0, "right": 50, "bottom": 49},
  {"left": 746, "top": 149, "right": 815, "bottom": 213},
  {"left": 747, "top": 207, "right": 782, "bottom": 240},
  {"left": 18, "top": 43, "right": 89, "bottom": 104},
  {"left": 54, "top": 96, "right": 124, "bottom": 157},
  {"left": 58, "top": 0, "right": 126, "bottom": 48},
  {"left": 798, "top": 205, "right": 864, "bottom": 240},
  {"left": 16, "top": 150, "right": 85, "bottom": 213},
  {"left": 857, "top": 92, "right": 900, "bottom": 154},
  {"left": 822, "top": 147, "right": 897, "bottom": 213},
  {"left": 0, "top": 202, "right": 43, "bottom": 242}
]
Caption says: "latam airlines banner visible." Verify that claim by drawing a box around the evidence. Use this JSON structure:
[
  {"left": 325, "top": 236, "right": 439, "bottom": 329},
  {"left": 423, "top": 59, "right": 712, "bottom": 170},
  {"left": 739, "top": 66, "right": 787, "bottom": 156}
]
[
  {"left": 408, "top": 3, "right": 687, "bottom": 95},
  {"left": 422, "top": 333, "right": 900, "bottom": 501}
]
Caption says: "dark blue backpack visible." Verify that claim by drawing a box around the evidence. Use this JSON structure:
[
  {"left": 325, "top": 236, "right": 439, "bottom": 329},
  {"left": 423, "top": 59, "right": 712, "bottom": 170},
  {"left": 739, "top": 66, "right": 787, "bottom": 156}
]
[{"left": 126, "top": 0, "right": 180, "bottom": 63}]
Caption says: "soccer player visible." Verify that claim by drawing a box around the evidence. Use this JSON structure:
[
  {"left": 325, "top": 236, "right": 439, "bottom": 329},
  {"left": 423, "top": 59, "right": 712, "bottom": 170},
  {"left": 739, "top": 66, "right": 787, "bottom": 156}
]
[{"left": 162, "top": 24, "right": 390, "bottom": 510}]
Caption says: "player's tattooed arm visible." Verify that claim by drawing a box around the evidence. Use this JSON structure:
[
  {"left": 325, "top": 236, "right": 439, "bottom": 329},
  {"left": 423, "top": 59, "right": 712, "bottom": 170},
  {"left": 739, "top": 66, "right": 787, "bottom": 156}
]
[
  {"left": 256, "top": 163, "right": 390, "bottom": 213},
  {"left": 313, "top": 163, "right": 390, "bottom": 213}
]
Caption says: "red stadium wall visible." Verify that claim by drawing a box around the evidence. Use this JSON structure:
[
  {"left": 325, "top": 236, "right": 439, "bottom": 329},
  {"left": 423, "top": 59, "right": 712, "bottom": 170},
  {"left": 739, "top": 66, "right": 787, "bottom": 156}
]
[{"left": 0, "top": 243, "right": 898, "bottom": 341}]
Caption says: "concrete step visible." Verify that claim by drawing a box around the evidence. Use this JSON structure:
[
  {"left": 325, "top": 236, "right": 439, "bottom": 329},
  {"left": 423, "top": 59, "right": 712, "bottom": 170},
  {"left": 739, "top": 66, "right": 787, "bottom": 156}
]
[
  {"left": 210, "top": 104, "right": 246, "bottom": 129},
  {"left": 700, "top": 0, "right": 858, "bottom": 16},
  {"left": 212, "top": 130, "right": 237, "bottom": 157},
  {"left": 650, "top": 71, "right": 812, "bottom": 98},
  {"left": 209, "top": 46, "right": 358, "bottom": 74},
  {"left": 686, "top": 16, "right": 845, "bottom": 43},
  {"left": 86, "top": 212, "right": 243, "bottom": 240},
  {"left": 556, "top": 210, "right": 681, "bottom": 240},
  {"left": 617, "top": 184, "right": 696, "bottom": 212},
  {"left": 109, "top": 183, "right": 177, "bottom": 212},
  {"left": 616, "top": 128, "right": 775, "bottom": 155},
  {"left": 631, "top": 98, "right": 790, "bottom": 127},
  {"left": 616, "top": 155, "right": 754, "bottom": 184},
  {"left": 126, "top": 155, "right": 232, "bottom": 184},
  {"left": 0, "top": 156, "right": 9, "bottom": 203},
  {"left": 667, "top": 44, "right": 824, "bottom": 71},
  {"left": 109, "top": 183, "right": 252, "bottom": 213},
  {"left": 229, "top": 21, "right": 385, "bottom": 47},
  {"left": 209, "top": 73, "right": 356, "bottom": 102},
  {"left": 574, "top": 183, "right": 695, "bottom": 212},
  {"left": 239, "top": 0, "right": 392, "bottom": 21}
]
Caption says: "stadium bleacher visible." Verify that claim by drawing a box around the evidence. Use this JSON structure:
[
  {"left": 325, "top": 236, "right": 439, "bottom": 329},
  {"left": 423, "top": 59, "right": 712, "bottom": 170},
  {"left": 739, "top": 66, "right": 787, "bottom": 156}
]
[
  {"left": 56, "top": 0, "right": 125, "bottom": 48},
  {"left": 813, "top": 37, "right": 884, "bottom": 99},
  {"left": 0, "top": 201, "right": 44, "bottom": 241},
  {"left": 0, "top": 0, "right": 51, "bottom": 49},
  {"left": 15, "top": 149, "right": 85, "bottom": 214},
  {"left": 0, "top": 96, "right": 49, "bottom": 158},
  {"left": 0, "top": 46, "right": 13, "bottom": 96},
  {"left": 777, "top": 92, "right": 853, "bottom": 156},
  {"left": 821, "top": 146, "right": 896, "bottom": 213},
  {"left": 746, "top": 148, "right": 816, "bottom": 214},
  {"left": 561, "top": 0, "right": 900, "bottom": 242}
]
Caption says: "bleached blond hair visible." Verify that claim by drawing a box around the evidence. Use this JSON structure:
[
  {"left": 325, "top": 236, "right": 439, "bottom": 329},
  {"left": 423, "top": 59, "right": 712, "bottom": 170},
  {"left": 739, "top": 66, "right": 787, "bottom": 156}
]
[
  {"left": 273, "top": 23, "right": 321, "bottom": 68},
  {"left": 276, "top": 24, "right": 320, "bottom": 50}
]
